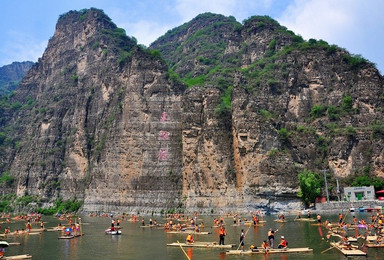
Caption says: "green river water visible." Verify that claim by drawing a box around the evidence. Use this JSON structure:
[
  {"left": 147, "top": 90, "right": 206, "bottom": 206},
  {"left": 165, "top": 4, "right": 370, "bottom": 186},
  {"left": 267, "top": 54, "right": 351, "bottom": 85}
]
[{"left": 2, "top": 212, "right": 383, "bottom": 259}]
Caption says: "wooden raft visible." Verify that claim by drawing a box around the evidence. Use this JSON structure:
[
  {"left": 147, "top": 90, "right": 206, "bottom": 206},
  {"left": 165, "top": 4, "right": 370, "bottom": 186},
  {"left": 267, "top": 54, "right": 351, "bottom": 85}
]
[
  {"left": 167, "top": 242, "right": 235, "bottom": 249},
  {"left": 329, "top": 242, "right": 367, "bottom": 256},
  {"left": 274, "top": 219, "right": 287, "bottom": 223},
  {"left": 4, "top": 254, "right": 32, "bottom": 260},
  {"left": 227, "top": 247, "right": 313, "bottom": 255},
  {"left": 366, "top": 243, "right": 384, "bottom": 248},
  {"left": 294, "top": 218, "right": 316, "bottom": 222},
  {"left": 244, "top": 222, "right": 265, "bottom": 226},
  {"left": 166, "top": 231, "right": 211, "bottom": 235},
  {"left": 139, "top": 224, "right": 163, "bottom": 228},
  {"left": 58, "top": 234, "right": 84, "bottom": 239},
  {"left": 0, "top": 232, "right": 41, "bottom": 237}
]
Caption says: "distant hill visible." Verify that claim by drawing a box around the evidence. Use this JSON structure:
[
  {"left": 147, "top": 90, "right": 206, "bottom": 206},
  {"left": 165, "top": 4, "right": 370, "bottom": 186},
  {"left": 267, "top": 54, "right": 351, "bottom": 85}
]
[{"left": 0, "top": 61, "right": 34, "bottom": 95}]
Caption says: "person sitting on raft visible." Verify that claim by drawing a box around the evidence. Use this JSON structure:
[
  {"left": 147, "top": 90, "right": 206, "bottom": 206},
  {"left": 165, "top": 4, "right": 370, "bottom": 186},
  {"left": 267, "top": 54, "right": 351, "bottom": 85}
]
[
  {"left": 277, "top": 236, "right": 288, "bottom": 249},
  {"left": 261, "top": 240, "right": 269, "bottom": 252},
  {"left": 249, "top": 244, "right": 258, "bottom": 252},
  {"left": 186, "top": 233, "right": 194, "bottom": 244},
  {"left": 340, "top": 235, "right": 352, "bottom": 249}
]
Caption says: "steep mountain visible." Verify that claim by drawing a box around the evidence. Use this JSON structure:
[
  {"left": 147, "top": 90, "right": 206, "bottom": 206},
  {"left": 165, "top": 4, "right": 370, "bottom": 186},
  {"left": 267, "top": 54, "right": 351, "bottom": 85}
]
[
  {"left": 0, "top": 61, "right": 34, "bottom": 95},
  {"left": 1, "top": 8, "right": 185, "bottom": 212},
  {"left": 1, "top": 9, "right": 383, "bottom": 213},
  {"left": 151, "top": 13, "right": 384, "bottom": 210}
]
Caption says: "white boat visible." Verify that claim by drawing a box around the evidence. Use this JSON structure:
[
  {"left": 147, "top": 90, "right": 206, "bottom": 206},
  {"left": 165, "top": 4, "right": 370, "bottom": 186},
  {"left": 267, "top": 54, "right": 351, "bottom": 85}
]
[{"left": 105, "top": 228, "right": 122, "bottom": 235}]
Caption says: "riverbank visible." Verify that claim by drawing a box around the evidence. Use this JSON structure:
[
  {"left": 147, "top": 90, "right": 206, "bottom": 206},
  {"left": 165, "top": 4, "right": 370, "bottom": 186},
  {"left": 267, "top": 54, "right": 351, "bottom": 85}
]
[{"left": 313, "top": 200, "right": 384, "bottom": 214}]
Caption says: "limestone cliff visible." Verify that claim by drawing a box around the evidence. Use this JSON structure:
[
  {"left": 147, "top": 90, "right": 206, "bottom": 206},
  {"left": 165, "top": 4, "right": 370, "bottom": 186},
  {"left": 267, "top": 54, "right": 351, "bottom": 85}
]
[
  {"left": 152, "top": 14, "right": 384, "bottom": 211},
  {"left": 1, "top": 9, "right": 184, "bottom": 212},
  {"left": 1, "top": 10, "right": 383, "bottom": 213}
]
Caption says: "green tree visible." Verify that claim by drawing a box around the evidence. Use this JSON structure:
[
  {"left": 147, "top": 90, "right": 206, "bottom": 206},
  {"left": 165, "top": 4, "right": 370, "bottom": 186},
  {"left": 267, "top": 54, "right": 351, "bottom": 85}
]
[
  {"left": 351, "top": 174, "right": 384, "bottom": 191},
  {"left": 297, "top": 170, "right": 322, "bottom": 207},
  {"left": 310, "top": 104, "right": 326, "bottom": 119},
  {"left": 277, "top": 128, "right": 290, "bottom": 143},
  {"left": 351, "top": 175, "right": 371, "bottom": 187},
  {"left": 0, "top": 171, "right": 15, "bottom": 186},
  {"left": 342, "top": 96, "right": 353, "bottom": 111}
]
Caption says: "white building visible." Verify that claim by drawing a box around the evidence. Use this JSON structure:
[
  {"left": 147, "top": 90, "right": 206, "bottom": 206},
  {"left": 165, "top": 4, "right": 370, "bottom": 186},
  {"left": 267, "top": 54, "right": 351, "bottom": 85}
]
[{"left": 344, "top": 186, "right": 375, "bottom": 201}]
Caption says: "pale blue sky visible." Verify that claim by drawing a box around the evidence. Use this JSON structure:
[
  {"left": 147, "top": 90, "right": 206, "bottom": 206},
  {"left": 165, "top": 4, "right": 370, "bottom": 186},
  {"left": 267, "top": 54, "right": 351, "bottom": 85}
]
[{"left": 0, "top": 0, "right": 383, "bottom": 73}]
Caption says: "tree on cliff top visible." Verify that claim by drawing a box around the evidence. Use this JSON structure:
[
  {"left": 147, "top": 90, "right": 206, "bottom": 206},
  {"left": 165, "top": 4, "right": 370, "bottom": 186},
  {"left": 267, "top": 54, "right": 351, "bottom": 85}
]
[{"left": 298, "top": 169, "right": 322, "bottom": 208}]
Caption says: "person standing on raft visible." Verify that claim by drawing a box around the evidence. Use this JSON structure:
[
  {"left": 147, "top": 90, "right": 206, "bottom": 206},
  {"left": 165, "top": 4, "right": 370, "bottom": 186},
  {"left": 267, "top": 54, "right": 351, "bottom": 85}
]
[
  {"left": 219, "top": 226, "right": 226, "bottom": 245},
  {"left": 239, "top": 229, "right": 245, "bottom": 250},
  {"left": 268, "top": 228, "right": 278, "bottom": 248}
]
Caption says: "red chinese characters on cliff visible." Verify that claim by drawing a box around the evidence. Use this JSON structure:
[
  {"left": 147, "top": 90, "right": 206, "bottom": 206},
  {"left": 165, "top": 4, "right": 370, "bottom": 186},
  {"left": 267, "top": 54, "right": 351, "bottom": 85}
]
[
  {"left": 158, "top": 111, "right": 170, "bottom": 161},
  {"left": 158, "top": 148, "right": 168, "bottom": 160},
  {"left": 160, "top": 111, "right": 169, "bottom": 122},
  {"left": 159, "top": 130, "right": 170, "bottom": 140}
]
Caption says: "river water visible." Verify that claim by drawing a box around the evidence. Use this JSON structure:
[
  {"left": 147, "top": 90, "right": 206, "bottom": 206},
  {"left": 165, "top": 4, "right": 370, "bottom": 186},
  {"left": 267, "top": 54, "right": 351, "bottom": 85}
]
[{"left": 2, "top": 212, "right": 383, "bottom": 259}]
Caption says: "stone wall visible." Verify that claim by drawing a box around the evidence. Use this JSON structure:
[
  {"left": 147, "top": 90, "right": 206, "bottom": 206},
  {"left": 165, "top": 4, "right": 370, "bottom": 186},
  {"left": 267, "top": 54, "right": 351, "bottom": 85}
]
[{"left": 315, "top": 200, "right": 384, "bottom": 212}]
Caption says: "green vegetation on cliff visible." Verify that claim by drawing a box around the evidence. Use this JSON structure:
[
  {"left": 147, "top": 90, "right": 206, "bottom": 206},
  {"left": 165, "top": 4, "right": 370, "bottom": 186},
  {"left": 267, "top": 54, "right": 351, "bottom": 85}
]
[{"left": 0, "top": 194, "right": 82, "bottom": 214}]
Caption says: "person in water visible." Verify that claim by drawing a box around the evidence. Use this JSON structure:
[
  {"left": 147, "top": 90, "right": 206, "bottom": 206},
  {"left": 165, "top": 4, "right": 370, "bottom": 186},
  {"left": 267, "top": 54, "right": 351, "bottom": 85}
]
[{"left": 317, "top": 214, "right": 322, "bottom": 223}]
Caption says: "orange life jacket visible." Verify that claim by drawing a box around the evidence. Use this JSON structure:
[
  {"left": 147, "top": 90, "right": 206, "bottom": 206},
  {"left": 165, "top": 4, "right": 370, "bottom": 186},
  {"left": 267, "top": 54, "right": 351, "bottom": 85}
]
[{"left": 186, "top": 234, "right": 193, "bottom": 242}]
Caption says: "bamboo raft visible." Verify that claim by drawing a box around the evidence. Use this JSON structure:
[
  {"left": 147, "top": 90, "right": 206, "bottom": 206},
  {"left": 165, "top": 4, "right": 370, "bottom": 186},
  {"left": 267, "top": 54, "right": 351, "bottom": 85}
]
[
  {"left": 310, "top": 223, "right": 324, "bottom": 226},
  {"left": 329, "top": 242, "right": 367, "bottom": 256},
  {"left": 167, "top": 242, "right": 235, "bottom": 249},
  {"left": 58, "top": 235, "right": 75, "bottom": 239},
  {"left": 274, "top": 219, "right": 287, "bottom": 223},
  {"left": 366, "top": 243, "right": 384, "bottom": 248},
  {"left": 244, "top": 222, "right": 265, "bottom": 226},
  {"left": 46, "top": 228, "right": 63, "bottom": 232},
  {"left": 211, "top": 225, "right": 226, "bottom": 228},
  {"left": 8, "top": 242, "right": 21, "bottom": 246},
  {"left": 58, "top": 234, "right": 84, "bottom": 239},
  {"left": 166, "top": 230, "right": 211, "bottom": 235},
  {"left": 294, "top": 218, "right": 316, "bottom": 222},
  {"left": 29, "top": 228, "right": 46, "bottom": 232},
  {"left": 226, "top": 247, "right": 313, "bottom": 255},
  {"left": 4, "top": 255, "right": 32, "bottom": 260},
  {"left": 346, "top": 235, "right": 377, "bottom": 242},
  {"left": 139, "top": 224, "right": 163, "bottom": 228},
  {"left": 0, "top": 232, "right": 41, "bottom": 237}
]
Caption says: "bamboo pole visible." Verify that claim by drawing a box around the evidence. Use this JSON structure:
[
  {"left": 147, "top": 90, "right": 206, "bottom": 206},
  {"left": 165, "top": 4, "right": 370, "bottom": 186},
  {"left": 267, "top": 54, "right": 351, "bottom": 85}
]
[
  {"left": 275, "top": 222, "right": 285, "bottom": 232},
  {"left": 341, "top": 208, "right": 349, "bottom": 224},
  {"left": 321, "top": 245, "right": 335, "bottom": 254},
  {"left": 236, "top": 225, "right": 252, "bottom": 250},
  {"left": 177, "top": 240, "right": 191, "bottom": 260}
]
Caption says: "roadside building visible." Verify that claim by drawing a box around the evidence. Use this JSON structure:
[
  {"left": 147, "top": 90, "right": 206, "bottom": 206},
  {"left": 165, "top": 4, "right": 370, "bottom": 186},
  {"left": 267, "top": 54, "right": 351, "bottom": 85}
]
[{"left": 344, "top": 186, "right": 375, "bottom": 201}]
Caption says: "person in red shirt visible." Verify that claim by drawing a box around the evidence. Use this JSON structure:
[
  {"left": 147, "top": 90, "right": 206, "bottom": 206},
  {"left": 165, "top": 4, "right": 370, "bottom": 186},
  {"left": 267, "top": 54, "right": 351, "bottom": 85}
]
[{"left": 277, "top": 236, "right": 288, "bottom": 249}]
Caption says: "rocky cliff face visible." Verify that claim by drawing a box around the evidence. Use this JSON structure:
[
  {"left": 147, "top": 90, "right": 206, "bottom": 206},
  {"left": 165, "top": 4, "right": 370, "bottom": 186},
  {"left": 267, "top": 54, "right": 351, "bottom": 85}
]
[
  {"left": 1, "top": 10, "right": 383, "bottom": 213},
  {"left": 152, "top": 14, "right": 384, "bottom": 212},
  {"left": 1, "top": 9, "right": 184, "bottom": 212}
]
